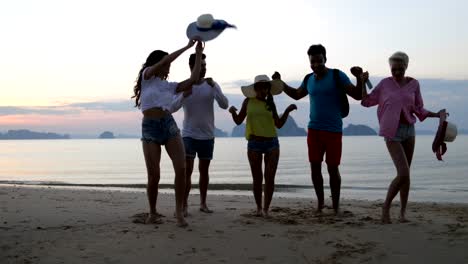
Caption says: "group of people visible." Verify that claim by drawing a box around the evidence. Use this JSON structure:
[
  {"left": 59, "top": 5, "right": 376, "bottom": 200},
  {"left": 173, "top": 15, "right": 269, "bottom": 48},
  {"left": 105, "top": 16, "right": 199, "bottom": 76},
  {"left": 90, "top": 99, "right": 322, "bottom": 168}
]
[{"left": 132, "top": 39, "right": 447, "bottom": 227}]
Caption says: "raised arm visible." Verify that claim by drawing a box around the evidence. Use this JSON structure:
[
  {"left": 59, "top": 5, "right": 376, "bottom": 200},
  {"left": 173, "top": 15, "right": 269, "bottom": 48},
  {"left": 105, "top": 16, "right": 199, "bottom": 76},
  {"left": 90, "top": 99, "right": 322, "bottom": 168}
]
[
  {"left": 344, "top": 67, "right": 365, "bottom": 100},
  {"left": 272, "top": 72, "right": 308, "bottom": 100},
  {"left": 360, "top": 73, "right": 387, "bottom": 108},
  {"left": 144, "top": 39, "right": 196, "bottom": 80},
  {"left": 229, "top": 98, "right": 248, "bottom": 125},
  {"left": 176, "top": 41, "right": 205, "bottom": 93},
  {"left": 274, "top": 104, "right": 297, "bottom": 128}
]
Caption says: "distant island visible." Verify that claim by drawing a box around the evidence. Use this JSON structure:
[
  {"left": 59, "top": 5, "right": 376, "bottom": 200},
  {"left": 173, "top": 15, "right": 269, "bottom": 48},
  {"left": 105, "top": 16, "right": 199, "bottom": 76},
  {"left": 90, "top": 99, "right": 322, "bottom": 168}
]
[
  {"left": 343, "top": 124, "right": 377, "bottom": 136},
  {"left": 214, "top": 128, "right": 229, "bottom": 137},
  {"left": 231, "top": 119, "right": 377, "bottom": 137},
  {"left": 99, "top": 131, "right": 115, "bottom": 139},
  {"left": 0, "top": 129, "right": 70, "bottom": 140}
]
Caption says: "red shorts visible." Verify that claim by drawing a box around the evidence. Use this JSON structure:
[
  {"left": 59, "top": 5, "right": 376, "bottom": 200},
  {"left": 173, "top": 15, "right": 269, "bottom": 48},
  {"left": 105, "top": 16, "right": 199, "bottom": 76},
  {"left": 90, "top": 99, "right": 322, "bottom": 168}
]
[{"left": 307, "top": 129, "right": 342, "bottom": 166}]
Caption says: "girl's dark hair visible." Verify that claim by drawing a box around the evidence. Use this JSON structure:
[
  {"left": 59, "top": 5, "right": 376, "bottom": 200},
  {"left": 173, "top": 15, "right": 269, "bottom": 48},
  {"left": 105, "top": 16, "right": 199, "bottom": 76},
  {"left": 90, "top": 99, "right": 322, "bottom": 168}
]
[
  {"left": 265, "top": 91, "right": 278, "bottom": 115},
  {"left": 132, "top": 50, "right": 168, "bottom": 108},
  {"left": 255, "top": 82, "right": 277, "bottom": 115}
]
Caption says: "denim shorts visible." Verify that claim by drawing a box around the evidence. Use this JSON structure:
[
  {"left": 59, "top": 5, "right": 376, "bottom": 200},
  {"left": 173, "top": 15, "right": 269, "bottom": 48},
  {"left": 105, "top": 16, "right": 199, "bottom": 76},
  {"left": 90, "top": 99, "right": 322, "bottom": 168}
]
[
  {"left": 141, "top": 115, "right": 180, "bottom": 145},
  {"left": 385, "top": 123, "right": 415, "bottom": 142},
  {"left": 183, "top": 137, "right": 215, "bottom": 160},
  {"left": 247, "top": 137, "right": 279, "bottom": 154}
]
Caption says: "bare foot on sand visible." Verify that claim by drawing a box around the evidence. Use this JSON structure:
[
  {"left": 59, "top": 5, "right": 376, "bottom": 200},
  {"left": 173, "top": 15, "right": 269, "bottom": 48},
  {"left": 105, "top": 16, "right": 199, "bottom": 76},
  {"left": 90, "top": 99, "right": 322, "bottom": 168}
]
[
  {"left": 176, "top": 217, "right": 188, "bottom": 228},
  {"left": 399, "top": 213, "right": 410, "bottom": 223},
  {"left": 145, "top": 213, "right": 163, "bottom": 224},
  {"left": 183, "top": 206, "right": 189, "bottom": 217},
  {"left": 315, "top": 204, "right": 324, "bottom": 214},
  {"left": 381, "top": 207, "right": 392, "bottom": 224},
  {"left": 314, "top": 206, "right": 324, "bottom": 216},
  {"left": 199, "top": 205, "right": 213, "bottom": 214},
  {"left": 255, "top": 208, "right": 263, "bottom": 217},
  {"left": 262, "top": 209, "right": 271, "bottom": 219},
  {"left": 174, "top": 211, "right": 188, "bottom": 227}
]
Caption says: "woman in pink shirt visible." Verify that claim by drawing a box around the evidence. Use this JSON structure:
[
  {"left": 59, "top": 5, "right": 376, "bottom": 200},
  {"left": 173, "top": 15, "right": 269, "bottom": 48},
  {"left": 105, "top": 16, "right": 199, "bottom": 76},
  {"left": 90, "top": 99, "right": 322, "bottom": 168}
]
[{"left": 361, "top": 51, "right": 446, "bottom": 224}]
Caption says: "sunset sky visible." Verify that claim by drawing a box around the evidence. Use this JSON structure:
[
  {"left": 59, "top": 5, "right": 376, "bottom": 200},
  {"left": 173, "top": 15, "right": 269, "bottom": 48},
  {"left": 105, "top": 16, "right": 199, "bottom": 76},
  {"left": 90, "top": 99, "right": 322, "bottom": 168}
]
[{"left": 1, "top": 0, "right": 467, "bottom": 136}]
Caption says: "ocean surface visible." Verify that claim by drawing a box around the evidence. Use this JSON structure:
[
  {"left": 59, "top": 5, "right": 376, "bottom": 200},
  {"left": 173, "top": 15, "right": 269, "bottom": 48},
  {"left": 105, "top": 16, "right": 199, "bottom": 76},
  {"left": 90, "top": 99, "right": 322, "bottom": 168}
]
[{"left": 0, "top": 136, "right": 467, "bottom": 203}]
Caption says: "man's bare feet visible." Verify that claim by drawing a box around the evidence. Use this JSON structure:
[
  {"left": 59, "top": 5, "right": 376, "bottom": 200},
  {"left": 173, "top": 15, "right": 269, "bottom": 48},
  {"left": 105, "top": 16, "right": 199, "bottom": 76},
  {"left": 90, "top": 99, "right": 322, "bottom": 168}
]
[
  {"left": 199, "top": 204, "right": 213, "bottom": 214},
  {"left": 145, "top": 213, "right": 163, "bottom": 224},
  {"left": 262, "top": 209, "right": 271, "bottom": 219},
  {"left": 255, "top": 208, "right": 263, "bottom": 217},
  {"left": 183, "top": 206, "right": 189, "bottom": 217}
]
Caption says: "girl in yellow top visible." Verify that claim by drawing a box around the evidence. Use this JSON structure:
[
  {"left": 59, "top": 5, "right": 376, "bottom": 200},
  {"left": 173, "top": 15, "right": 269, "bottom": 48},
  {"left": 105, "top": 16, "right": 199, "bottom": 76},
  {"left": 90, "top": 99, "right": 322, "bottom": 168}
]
[{"left": 229, "top": 75, "right": 297, "bottom": 217}]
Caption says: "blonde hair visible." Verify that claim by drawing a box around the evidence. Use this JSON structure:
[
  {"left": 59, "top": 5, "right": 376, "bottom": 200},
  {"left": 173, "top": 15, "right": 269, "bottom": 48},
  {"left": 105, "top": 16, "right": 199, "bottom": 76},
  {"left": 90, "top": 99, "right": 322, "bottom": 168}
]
[{"left": 389, "top": 51, "right": 409, "bottom": 69}]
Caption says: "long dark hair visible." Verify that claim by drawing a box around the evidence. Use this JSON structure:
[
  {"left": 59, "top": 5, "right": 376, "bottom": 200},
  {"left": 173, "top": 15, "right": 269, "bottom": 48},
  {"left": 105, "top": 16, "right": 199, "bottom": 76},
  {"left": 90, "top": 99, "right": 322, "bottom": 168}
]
[
  {"left": 132, "top": 50, "right": 168, "bottom": 108},
  {"left": 255, "top": 82, "right": 278, "bottom": 115},
  {"left": 266, "top": 90, "right": 278, "bottom": 115}
]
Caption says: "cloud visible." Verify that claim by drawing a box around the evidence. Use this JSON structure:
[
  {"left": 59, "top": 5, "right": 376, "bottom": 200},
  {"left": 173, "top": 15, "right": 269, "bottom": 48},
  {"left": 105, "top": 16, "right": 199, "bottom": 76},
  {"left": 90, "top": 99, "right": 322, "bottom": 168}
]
[
  {"left": 0, "top": 101, "right": 137, "bottom": 116},
  {"left": 0, "top": 106, "right": 79, "bottom": 116},
  {"left": 68, "top": 100, "right": 137, "bottom": 112}
]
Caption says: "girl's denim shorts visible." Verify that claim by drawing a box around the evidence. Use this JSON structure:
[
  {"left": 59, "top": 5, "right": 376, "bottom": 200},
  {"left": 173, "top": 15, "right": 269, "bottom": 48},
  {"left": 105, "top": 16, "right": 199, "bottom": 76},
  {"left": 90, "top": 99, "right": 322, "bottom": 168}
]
[
  {"left": 247, "top": 137, "right": 279, "bottom": 154},
  {"left": 141, "top": 115, "right": 180, "bottom": 145},
  {"left": 385, "top": 123, "right": 415, "bottom": 142}
]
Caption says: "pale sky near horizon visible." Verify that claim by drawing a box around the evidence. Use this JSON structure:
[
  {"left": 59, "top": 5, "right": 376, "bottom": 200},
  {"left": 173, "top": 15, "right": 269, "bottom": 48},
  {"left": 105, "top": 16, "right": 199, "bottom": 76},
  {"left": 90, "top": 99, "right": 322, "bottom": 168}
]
[
  {"left": 2, "top": 0, "right": 468, "bottom": 104},
  {"left": 1, "top": 0, "right": 468, "bottom": 134}
]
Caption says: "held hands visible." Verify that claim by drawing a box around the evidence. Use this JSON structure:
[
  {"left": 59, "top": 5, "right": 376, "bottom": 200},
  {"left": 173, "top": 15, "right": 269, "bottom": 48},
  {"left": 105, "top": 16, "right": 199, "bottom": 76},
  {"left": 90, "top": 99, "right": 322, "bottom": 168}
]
[
  {"left": 285, "top": 104, "right": 297, "bottom": 113},
  {"left": 361, "top": 71, "right": 369, "bottom": 83},
  {"left": 195, "top": 40, "right": 205, "bottom": 54},
  {"left": 350, "top": 66, "right": 369, "bottom": 82},
  {"left": 187, "top": 39, "right": 197, "bottom": 48},
  {"left": 229, "top": 106, "right": 238, "bottom": 114},
  {"left": 350, "top": 66, "right": 363, "bottom": 78},
  {"left": 272, "top": 71, "right": 281, "bottom": 80}
]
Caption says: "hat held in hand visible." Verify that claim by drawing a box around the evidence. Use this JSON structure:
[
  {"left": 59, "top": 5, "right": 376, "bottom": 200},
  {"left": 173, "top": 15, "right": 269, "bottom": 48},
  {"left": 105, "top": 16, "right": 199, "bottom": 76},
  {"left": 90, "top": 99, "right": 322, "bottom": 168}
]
[
  {"left": 186, "top": 14, "right": 236, "bottom": 41},
  {"left": 432, "top": 111, "right": 457, "bottom": 161}
]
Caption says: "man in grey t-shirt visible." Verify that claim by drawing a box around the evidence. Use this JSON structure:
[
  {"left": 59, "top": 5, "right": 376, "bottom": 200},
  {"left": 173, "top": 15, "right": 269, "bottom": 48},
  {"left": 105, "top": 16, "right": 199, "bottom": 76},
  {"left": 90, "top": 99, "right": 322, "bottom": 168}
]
[{"left": 182, "top": 53, "right": 229, "bottom": 215}]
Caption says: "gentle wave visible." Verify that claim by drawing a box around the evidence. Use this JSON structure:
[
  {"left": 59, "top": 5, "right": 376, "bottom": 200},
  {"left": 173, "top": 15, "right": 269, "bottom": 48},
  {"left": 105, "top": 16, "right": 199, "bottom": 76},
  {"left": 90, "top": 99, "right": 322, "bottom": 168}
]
[{"left": 2, "top": 180, "right": 466, "bottom": 192}]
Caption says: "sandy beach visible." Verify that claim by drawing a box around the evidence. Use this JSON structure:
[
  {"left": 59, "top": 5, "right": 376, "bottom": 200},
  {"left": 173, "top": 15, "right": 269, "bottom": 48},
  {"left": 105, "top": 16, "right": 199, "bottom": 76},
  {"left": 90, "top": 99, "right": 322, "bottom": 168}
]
[{"left": 0, "top": 185, "right": 467, "bottom": 264}]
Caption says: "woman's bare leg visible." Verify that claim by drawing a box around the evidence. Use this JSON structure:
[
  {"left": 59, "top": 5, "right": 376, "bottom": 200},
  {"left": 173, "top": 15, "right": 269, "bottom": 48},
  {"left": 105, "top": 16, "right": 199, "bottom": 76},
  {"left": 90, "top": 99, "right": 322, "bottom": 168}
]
[
  {"left": 248, "top": 150, "right": 264, "bottom": 216},
  {"left": 263, "top": 148, "right": 280, "bottom": 217},
  {"left": 183, "top": 158, "right": 195, "bottom": 217},
  {"left": 165, "top": 135, "right": 188, "bottom": 227},
  {"left": 400, "top": 136, "right": 415, "bottom": 222},
  {"left": 383, "top": 141, "right": 410, "bottom": 224},
  {"left": 142, "top": 142, "right": 162, "bottom": 223}
]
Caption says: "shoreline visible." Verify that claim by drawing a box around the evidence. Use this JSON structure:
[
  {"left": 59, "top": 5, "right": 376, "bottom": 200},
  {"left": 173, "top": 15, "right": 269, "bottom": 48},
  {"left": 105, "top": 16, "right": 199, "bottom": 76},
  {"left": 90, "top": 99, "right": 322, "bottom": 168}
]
[
  {"left": 1, "top": 182, "right": 467, "bottom": 204},
  {"left": 1, "top": 185, "right": 467, "bottom": 263}
]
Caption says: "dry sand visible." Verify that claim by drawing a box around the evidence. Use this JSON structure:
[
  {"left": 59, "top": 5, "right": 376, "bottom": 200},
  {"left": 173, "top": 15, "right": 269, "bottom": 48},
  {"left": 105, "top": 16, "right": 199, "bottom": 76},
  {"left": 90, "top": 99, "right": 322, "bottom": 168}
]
[{"left": 0, "top": 185, "right": 467, "bottom": 264}]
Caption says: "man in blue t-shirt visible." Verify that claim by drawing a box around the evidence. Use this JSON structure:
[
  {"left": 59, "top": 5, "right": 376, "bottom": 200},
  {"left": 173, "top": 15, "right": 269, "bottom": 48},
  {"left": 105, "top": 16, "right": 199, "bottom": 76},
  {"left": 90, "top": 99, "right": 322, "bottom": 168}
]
[{"left": 274, "top": 44, "right": 365, "bottom": 214}]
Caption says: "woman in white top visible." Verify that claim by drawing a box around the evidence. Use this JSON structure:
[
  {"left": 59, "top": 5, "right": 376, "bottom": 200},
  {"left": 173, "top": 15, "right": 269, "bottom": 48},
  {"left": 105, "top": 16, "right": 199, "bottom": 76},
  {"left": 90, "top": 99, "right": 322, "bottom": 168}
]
[{"left": 132, "top": 39, "right": 204, "bottom": 227}]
